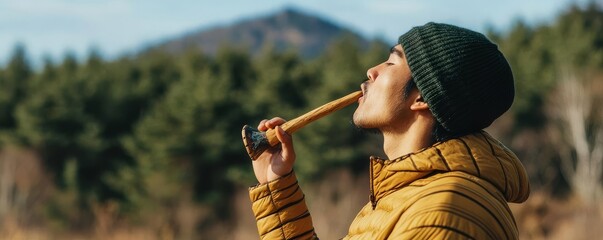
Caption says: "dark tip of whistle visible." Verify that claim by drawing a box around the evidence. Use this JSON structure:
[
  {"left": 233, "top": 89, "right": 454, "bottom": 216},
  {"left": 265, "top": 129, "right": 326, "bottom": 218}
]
[{"left": 242, "top": 125, "right": 270, "bottom": 160}]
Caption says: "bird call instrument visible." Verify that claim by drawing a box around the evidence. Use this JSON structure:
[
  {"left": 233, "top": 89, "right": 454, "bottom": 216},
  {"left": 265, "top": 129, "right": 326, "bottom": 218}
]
[{"left": 242, "top": 91, "right": 362, "bottom": 160}]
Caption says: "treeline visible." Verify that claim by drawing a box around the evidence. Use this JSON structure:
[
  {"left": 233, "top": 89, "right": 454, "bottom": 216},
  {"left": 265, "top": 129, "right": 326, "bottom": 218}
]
[
  {"left": 0, "top": 2, "right": 602, "bottom": 237},
  {"left": 492, "top": 3, "right": 603, "bottom": 197},
  {"left": 0, "top": 34, "right": 388, "bottom": 231}
]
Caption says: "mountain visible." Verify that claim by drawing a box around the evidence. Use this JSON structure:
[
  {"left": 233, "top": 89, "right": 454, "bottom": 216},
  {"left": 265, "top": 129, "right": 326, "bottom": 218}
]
[{"left": 148, "top": 8, "right": 370, "bottom": 58}]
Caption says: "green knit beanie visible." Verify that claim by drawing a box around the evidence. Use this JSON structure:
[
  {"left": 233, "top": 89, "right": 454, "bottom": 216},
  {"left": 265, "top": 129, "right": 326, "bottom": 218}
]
[{"left": 398, "top": 22, "right": 514, "bottom": 134}]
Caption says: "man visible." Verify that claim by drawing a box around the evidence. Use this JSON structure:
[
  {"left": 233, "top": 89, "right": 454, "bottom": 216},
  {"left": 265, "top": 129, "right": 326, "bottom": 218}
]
[{"left": 248, "top": 22, "right": 530, "bottom": 239}]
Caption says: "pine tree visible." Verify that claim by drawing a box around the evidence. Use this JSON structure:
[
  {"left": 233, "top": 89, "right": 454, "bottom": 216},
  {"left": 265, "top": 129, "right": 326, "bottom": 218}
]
[{"left": 0, "top": 44, "right": 32, "bottom": 138}]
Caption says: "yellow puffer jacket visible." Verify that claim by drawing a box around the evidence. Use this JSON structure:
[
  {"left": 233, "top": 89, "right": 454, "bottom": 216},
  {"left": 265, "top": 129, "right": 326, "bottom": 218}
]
[{"left": 249, "top": 131, "right": 530, "bottom": 239}]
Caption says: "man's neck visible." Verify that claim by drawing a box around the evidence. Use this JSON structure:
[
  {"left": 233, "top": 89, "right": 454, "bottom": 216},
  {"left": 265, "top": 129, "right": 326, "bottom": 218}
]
[{"left": 381, "top": 121, "right": 434, "bottom": 159}]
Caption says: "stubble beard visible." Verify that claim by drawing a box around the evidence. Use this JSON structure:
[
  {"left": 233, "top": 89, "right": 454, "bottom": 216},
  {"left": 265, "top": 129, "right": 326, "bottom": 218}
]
[
  {"left": 352, "top": 111, "right": 381, "bottom": 135},
  {"left": 353, "top": 81, "right": 381, "bottom": 134}
]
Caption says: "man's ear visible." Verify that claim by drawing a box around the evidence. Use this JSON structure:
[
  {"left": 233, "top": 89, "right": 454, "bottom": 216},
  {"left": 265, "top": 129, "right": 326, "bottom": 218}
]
[{"left": 410, "top": 95, "right": 430, "bottom": 111}]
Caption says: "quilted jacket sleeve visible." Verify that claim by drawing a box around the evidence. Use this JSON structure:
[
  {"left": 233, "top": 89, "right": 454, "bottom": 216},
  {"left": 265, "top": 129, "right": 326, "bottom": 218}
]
[{"left": 249, "top": 171, "right": 317, "bottom": 240}]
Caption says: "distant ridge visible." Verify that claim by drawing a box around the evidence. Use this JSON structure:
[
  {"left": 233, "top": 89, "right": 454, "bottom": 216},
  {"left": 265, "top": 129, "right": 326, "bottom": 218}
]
[{"left": 147, "top": 7, "right": 369, "bottom": 58}]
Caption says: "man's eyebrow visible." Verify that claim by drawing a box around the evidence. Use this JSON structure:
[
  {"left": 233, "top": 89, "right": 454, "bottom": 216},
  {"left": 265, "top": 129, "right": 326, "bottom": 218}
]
[{"left": 389, "top": 46, "right": 405, "bottom": 59}]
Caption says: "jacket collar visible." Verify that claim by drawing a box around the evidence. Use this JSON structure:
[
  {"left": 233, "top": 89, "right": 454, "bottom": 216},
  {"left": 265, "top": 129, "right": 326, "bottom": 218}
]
[{"left": 369, "top": 131, "right": 530, "bottom": 209}]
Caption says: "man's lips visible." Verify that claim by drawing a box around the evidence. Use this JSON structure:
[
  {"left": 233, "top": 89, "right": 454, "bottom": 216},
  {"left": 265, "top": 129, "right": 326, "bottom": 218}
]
[{"left": 360, "top": 82, "right": 368, "bottom": 103}]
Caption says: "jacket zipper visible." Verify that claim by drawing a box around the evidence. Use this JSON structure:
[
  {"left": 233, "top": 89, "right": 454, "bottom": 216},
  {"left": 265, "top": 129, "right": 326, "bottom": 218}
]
[{"left": 369, "top": 156, "right": 377, "bottom": 210}]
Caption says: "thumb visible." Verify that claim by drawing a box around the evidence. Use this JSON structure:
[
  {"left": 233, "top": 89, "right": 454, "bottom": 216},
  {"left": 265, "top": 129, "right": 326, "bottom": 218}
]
[{"left": 275, "top": 126, "right": 295, "bottom": 162}]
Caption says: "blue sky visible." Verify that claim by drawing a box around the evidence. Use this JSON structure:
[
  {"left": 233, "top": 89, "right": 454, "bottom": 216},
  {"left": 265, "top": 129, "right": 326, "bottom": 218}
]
[{"left": 0, "top": 0, "right": 592, "bottom": 66}]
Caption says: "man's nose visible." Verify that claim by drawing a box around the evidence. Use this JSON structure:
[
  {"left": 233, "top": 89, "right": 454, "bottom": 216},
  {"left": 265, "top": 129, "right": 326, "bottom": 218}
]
[{"left": 366, "top": 66, "right": 378, "bottom": 81}]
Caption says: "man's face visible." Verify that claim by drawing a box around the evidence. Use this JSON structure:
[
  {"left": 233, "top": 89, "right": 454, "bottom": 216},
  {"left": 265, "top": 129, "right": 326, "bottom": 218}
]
[{"left": 353, "top": 44, "right": 416, "bottom": 131}]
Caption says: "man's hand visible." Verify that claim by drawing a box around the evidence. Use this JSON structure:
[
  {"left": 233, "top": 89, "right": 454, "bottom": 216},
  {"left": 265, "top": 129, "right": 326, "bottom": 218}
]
[{"left": 252, "top": 117, "right": 296, "bottom": 184}]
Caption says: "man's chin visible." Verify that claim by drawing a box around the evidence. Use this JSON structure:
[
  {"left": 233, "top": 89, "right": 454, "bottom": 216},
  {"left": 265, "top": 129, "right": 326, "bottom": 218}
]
[{"left": 352, "top": 120, "right": 380, "bottom": 135}]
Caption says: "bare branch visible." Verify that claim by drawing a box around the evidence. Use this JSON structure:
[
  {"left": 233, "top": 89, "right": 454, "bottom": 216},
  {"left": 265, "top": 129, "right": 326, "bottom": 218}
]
[{"left": 549, "top": 71, "right": 603, "bottom": 206}]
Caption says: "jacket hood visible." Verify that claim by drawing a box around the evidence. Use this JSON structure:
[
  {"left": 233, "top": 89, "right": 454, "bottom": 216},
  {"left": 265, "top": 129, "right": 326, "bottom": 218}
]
[{"left": 370, "top": 131, "right": 530, "bottom": 204}]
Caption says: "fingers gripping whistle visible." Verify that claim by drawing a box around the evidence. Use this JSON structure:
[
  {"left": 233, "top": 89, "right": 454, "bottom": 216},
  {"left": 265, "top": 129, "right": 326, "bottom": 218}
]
[{"left": 241, "top": 91, "right": 362, "bottom": 160}]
